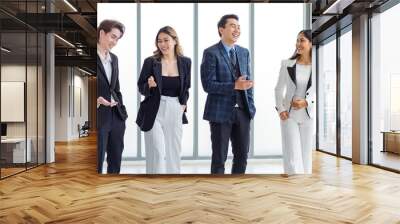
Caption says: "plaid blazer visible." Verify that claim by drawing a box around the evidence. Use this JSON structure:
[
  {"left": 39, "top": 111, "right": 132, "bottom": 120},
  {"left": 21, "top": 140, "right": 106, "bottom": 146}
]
[{"left": 200, "top": 41, "right": 256, "bottom": 123}]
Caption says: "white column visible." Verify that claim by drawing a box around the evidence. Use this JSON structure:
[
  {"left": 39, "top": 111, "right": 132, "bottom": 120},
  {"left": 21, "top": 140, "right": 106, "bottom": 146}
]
[
  {"left": 46, "top": 33, "right": 55, "bottom": 163},
  {"left": 352, "top": 14, "right": 369, "bottom": 164},
  {"left": 45, "top": 0, "right": 55, "bottom": 163},
  {"left": 303, "top": 3, "right": 312, "bottom": 30}
]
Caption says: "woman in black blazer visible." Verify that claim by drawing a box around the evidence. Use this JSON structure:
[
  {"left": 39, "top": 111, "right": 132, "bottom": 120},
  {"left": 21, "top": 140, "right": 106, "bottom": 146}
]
[{"left": 136, "top": 26, "right": 191, "bottom": 174}]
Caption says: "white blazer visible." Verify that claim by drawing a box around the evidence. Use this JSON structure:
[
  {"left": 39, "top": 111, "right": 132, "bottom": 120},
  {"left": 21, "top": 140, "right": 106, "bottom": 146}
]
[{"left": 274, "top": 59, "right": 315, "bottom": 118}]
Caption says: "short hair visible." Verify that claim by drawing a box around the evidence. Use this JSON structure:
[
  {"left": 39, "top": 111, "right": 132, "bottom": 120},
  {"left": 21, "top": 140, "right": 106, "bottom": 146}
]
[
  {"left": 97, "top": 19, "right": 125, "bottom": 42},
  {"left": 217, "top": 14, "right": 239, "bottom": 37}
]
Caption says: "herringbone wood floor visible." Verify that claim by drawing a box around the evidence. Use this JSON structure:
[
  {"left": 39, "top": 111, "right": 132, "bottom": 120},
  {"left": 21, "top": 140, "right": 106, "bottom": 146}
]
[{"left": 1, "top": 134, "right": 400, "bottom": 224}]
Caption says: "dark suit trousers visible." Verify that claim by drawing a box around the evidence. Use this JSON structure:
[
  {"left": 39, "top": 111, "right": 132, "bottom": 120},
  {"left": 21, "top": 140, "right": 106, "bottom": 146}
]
[
  {"left": 210, "top": 108, "right": 250, "bottom": 174},
  {"left": 97, "top": 107, "right": 126, "bottom": 174}
]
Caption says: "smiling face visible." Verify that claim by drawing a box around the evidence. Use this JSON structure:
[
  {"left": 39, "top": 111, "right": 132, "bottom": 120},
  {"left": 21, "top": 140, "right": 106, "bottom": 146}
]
[
  {"left": 157, "top": 32, "right": 176, "bottom": 56},
  {"left": 219, "top": 18, "right": 240, "bottom": 45},
  {"left": 99, "top": 28, "right": 122, "bottom": 52},
  {"left": 295, "top": 32, "right": 312, "bottom": 57}
]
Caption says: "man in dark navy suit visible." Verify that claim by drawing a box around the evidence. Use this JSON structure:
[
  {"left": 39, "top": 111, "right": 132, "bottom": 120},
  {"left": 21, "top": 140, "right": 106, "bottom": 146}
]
[
  {"left": 201, "top": 14, "right": 256, "bottom": 174},
  {"left": 97, "top": 19, "right": 128, "bottom": 174}
]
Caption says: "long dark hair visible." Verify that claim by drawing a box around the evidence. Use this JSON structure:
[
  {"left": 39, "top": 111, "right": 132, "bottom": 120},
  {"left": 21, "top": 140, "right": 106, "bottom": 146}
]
[
  {"left": 289, "top": 29, "right": 312, "bottom": 60},
  {"left": 153, "top": 26, "right": 183, "bottom": 60}
]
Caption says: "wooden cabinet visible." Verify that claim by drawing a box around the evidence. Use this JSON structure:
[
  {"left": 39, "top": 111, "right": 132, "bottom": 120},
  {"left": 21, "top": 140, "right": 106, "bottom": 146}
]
[{"left": 382, "top": 131, "right": 400, "bottom": 154}]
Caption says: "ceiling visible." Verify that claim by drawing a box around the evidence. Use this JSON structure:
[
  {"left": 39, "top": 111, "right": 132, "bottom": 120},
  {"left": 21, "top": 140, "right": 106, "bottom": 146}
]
[
  {"left": 311, "top": 0, "right": 391, "bottom": 43},
  {"left": 0, "top": 0, "right": 99, "bottom": 73}
]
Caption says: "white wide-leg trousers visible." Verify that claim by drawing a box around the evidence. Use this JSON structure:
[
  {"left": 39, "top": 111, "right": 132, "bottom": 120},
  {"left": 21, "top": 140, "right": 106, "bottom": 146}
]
[
  {"left": 144, "top": 96, "right": 183, "bottom": 174},
  {"left": 280, "top": 109, "right": 313, "bottom": 175}
]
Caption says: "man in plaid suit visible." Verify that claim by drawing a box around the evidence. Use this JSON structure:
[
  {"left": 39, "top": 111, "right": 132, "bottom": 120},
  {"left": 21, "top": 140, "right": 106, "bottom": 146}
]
[{"left": 201, "top": 14, "right": 256, "bottom": 174}]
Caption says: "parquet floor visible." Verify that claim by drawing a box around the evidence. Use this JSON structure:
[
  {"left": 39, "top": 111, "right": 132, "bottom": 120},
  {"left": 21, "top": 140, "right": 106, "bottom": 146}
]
[
  {"left": 1, "top": 134, "right": 400, "bottom": 223},
  {"left": 1, "top": 167, "right": 26, "bottom": 177}
]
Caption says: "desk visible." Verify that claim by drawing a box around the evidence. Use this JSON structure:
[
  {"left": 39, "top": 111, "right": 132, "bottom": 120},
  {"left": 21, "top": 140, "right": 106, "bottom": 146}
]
[
  {"left": 1, "top": 138, "right": 31, "bottom": 163},
  {"left": 381, "top": 131, "right": 400, "bottom": 154}
]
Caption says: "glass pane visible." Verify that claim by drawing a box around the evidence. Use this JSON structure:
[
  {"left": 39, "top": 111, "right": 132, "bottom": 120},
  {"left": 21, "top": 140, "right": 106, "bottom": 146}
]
[
  {"left": 38, "top": 32, "right": 45, "bottom": 164},
  {"left": 339, "top": 29, "right": 352, "bottom": 158},
  {"left": 97, "top": 3, "right": 138, "bottom": 160},
  {"left": 26, "top": 0, "right": 40, "bottom": 168},
  {"left": 371, "top": 4, "right": 400, "bottom": 171},
  {"left": 198, "top": 3, "right": 249, "bottom": 157},
  {"left": 1, "top": 31, "right": 28, "bottom": 177},
  {"left": 253, "top": 3, "right": 304, "bottom": 156},
  {"left": 318, "top": 37, "right": 337, "bottom": 154},
  {"left": 141, "top": 3, "right": 194, "bottom": 157},
  {"left": 27, "top": 31, "right": 38, "bottom": 169}
]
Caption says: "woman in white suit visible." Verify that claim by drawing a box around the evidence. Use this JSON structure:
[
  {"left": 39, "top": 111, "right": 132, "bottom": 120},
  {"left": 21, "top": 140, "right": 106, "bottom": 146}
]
[{"left": 275, "top": 30, "right": 314, "bottom": 175}]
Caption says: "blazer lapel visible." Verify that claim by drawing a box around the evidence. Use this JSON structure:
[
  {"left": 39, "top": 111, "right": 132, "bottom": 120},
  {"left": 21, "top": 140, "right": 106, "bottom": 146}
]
[
  {"left": 306, "top": 73, "right": 312, "bottom": 90},
  {"left": 218, "top": 42, "right": 235, "bottom": 79},
  {"left": 287, "top": 64, "right": 296, "bottom": 86},
  {"left": 110, "top": 55, "right": 117, "bottom": 90},
  {"left": 235, "top": 47, "right": 249, "bottom": 100},
  {"left": 97, "top": 54, "right": 110, "bottom": 86},
  {"left": 236, "top": 47, "right": 244, "bottom": 76},
  {"left": 287, "top": 60, "right": 312, "bottom": 90},
  {"left": 153, "top": 59, "right": 162, "bottom": 92},
  {"left": 177, "top": 56, "right": 185, "bottom": 95}
]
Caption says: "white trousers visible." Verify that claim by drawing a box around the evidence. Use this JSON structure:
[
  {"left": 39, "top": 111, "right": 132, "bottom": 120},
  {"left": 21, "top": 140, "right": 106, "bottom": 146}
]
[
  {"left": 144, "top": 96, "right": 183, "bottom": 174},
  {"left": 280, "top": 108, "right": 313, "bottom": 175}
]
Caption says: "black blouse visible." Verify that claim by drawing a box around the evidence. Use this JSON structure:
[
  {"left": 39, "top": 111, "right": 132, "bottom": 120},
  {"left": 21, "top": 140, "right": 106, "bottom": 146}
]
[{"left": 161, "top": 76, "right": 180, "bottom": 97}]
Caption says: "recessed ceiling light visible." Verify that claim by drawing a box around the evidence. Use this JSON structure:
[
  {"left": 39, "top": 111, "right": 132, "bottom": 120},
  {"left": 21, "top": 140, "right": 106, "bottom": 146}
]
[
  {"left": 54, "top": 34, "right": 75, "bottom": 48},
  {"left": 63, "top": 0, "right": 78, "bottom": 12},
  {"left": 1, "top": 47, "right": 11, "bottom": 53},
  {"left": 78, "top": 67, "right": 92, "bottom": 76},
  {"left": 323, "top": 0, "right": 354, "bottom": 15}
]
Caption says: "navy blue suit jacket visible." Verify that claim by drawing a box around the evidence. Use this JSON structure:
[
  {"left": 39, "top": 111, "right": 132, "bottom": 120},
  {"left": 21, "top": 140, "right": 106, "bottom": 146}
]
[{"left": 200, "top": 41, "right": 256, "bottom": 123}]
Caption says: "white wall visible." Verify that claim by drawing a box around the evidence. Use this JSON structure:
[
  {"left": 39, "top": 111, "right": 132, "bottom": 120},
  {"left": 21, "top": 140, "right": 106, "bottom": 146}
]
[
  {"left": 72, "top": 71, "right": 89, "bottom": 138},
  {"left": 1, "top": 65, "right": 28, "bottom": 138},
  {"left": 1, "top": 64, "right": 45, "bottom": 163},
  {"left": 55, "top": 66, "right": 68, "bottom": 141},
  {"left": 55, "top": 66, "right": 89, "bottom": 141}
]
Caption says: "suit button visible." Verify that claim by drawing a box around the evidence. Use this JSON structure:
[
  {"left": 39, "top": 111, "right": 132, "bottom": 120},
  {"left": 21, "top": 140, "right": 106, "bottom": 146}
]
[{"left": 306, "top": 93, "right": 309, "bottom": 95}]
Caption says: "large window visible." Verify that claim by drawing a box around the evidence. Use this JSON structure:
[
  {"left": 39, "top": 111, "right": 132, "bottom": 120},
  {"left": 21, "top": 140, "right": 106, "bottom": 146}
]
[
  {"left": 371, "top": 3, "right": 400, "bottom": 171},
  {"left": 339, "top": 28, "right": 352, "bottom": 158},
  {"left": 253, "top": 3, "right": 303, "bottom": 156},
  {"left": 317, "top": 36, "right": 337, "bottom": 155},
  {"left": 0, "top": 1, "right": 46, "bottom": 179},
  {"left": 316, "top": 26, "right": 353, "bottom": 160}
]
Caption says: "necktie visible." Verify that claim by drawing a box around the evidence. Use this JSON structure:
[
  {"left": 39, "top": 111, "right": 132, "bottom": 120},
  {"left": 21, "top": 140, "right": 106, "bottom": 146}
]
[{"left": 229, "top": 48, "right": 236, "bottom": 67}]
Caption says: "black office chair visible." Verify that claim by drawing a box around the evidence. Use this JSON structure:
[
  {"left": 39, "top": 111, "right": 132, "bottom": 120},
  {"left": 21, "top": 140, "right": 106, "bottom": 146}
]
[{"left": 78, "top": 121, "right": 90, "bottom": 138}]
